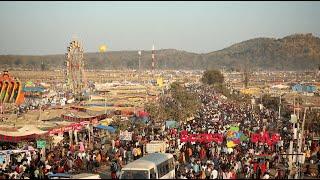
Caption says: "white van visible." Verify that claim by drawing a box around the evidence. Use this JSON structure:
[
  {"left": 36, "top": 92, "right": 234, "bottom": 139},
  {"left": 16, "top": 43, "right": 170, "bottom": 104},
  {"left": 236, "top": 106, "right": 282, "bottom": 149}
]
[{"left": 120, "top": 153, "right": 175, "bottom": 179}]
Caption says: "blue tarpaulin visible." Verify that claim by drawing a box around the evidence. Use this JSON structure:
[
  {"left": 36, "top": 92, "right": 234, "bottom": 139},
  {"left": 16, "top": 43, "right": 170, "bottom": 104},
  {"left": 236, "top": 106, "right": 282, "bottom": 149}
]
[
  {"left": 292, "top": 84, "right": 317, "bottom": 93},
  {"left": 95, "top": 125, "right": 116, "bottom": 133},
  {"left": 23, "top": 86, "right": 45, "bottom": 93}
]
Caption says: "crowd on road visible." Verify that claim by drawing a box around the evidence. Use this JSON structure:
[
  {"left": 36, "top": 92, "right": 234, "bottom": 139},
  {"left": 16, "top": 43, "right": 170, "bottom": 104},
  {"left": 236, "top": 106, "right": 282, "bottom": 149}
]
[
  {"left": 172, "top": 85, "right": 320, "bottom": 179},
  {"left": 1, "top": 84, "right": 320, "bottom": 179},
  {"left": 105, "top": 85, "right": 320, "bottom": 179}
]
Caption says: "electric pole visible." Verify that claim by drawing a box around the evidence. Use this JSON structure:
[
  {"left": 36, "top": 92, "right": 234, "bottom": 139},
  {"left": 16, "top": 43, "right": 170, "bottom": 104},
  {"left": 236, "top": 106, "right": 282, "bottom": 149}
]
[{"left": 278, "top": 94, "right": 282, "bottom": 119}]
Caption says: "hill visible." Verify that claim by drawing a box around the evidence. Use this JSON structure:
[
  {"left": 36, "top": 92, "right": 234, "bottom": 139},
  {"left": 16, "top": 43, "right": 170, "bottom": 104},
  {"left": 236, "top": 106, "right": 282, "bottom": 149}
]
[{"left": 0, "top": 33, "right": 319, "bottom": 71}]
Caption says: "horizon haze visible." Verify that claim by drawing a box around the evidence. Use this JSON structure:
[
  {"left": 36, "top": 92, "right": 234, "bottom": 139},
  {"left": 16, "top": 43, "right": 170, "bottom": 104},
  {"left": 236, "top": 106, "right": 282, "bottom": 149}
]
[{"left": 0, "top": 1, "right": 320, "bottom": 55}]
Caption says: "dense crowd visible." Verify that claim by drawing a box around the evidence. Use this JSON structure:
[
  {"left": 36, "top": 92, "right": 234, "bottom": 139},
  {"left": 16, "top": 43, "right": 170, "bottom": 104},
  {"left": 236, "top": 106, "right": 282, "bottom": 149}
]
[
  {"left": 106, "top": 85, "right": 320, "bottom": 179},
  {"left": 1, "top": 84, "right": 320, "bottom": 179}
]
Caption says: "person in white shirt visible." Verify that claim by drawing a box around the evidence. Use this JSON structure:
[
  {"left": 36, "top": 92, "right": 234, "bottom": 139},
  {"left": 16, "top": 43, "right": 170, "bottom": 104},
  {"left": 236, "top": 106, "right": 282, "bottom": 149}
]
[
  {"left": 262, "top": 173, "right": 270, "bottom": 179},
  {"left": 222, "top": 171, "right": 229, "bottom": 179},
  {"left": 210, "top": 169, "right": 218, "bottom": 179},
  {"left": 34, "top": 168, "right": 39, "bottom": 178}
]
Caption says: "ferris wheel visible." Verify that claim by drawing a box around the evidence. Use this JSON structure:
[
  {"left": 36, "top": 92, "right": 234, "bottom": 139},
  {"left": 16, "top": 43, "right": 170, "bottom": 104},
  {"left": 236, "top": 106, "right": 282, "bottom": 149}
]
[{"left": 65, "top": 40, "right": 86, "bottom": 95}]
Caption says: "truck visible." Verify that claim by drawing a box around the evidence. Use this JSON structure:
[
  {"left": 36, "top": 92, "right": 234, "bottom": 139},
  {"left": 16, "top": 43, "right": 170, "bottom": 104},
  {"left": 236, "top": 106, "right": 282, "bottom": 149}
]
[{"left": 146, "top": 141, "right": 167, "bottom": 154}]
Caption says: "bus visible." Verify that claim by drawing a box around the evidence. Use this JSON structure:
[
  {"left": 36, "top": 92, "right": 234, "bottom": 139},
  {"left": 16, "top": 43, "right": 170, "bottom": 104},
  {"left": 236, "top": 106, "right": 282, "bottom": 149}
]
[{"left": 119, "top": 153, "right": 175, "bottom": 179}]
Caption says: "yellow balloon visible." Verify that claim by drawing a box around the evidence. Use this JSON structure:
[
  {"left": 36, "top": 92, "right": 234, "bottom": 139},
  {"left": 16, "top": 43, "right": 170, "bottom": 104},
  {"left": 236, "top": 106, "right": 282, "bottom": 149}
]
[{"left": 99, "top": 44, "right": 107, "bottom": 53}]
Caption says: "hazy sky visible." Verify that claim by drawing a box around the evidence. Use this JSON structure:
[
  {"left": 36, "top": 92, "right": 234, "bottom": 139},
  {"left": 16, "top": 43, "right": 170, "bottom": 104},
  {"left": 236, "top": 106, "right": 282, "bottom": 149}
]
[{"left": 1, "top": 1, "right": 320, "bottom": 55}]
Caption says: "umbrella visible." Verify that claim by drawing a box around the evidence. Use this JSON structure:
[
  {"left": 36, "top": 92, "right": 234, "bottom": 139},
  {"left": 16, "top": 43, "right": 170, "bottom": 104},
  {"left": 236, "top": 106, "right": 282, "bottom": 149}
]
[
  {"left": 240, "top": 134, "right": 249, "bottom": 142},
  {"left": 227, "top": 141, "right": 237, "bottom": 148},
  {"left": 230, "top": 126, "right": 239, "bottom": 131}
]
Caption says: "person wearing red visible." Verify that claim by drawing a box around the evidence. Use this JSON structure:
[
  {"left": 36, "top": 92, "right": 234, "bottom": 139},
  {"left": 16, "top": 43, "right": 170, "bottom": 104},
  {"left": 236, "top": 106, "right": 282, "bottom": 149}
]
[
  {"left": 70, "top": 143, "right": 75, "bottom": 154},
  {"left": 230, "top": 170, "right": 237, "bottom": 179},
  {"left": 200, "top": 146, "right": 207, "bottom": 162},
  {"left": 111, "top": 171, "right": 117, "bottom": 179},
  {"left": 57, "top": 165, "right": 64, "bottom": 173}
]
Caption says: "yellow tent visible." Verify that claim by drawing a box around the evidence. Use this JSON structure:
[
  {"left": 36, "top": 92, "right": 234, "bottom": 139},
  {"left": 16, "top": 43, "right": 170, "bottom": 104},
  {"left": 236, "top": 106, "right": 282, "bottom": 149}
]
[{"left": 240, "top": 88, "right": 261, "bottom": 95}]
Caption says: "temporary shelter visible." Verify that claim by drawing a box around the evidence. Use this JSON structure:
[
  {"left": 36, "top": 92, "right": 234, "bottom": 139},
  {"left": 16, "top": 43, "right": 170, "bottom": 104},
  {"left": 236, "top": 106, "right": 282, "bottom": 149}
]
[
  {"left": 0, "top": 125, "right": 47, "bottom": 143},
  {"left": 94, "top": 125, "right": 116, "bottom": 133}
]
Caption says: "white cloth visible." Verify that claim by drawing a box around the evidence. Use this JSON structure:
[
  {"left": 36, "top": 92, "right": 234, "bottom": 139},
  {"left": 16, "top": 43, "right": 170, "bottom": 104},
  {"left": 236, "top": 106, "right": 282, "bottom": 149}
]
[
  {"left": 262, "top": 174, "right": 270, "bottom": 179},
  {"left": 211, "top": 169, "right": 218, "bottom": 179}
]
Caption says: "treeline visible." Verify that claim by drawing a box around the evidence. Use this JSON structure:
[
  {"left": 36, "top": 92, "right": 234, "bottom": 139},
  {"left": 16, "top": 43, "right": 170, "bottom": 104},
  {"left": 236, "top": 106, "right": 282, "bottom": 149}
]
[{"left": 1, "top": 33, "right": 320, "bottom": 71}]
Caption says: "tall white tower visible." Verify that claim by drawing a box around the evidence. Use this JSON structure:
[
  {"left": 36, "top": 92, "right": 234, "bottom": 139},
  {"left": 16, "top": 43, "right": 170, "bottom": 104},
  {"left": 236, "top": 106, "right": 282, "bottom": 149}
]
[{"left": 152, "top": 44, "right": 155, "bottom": 70}]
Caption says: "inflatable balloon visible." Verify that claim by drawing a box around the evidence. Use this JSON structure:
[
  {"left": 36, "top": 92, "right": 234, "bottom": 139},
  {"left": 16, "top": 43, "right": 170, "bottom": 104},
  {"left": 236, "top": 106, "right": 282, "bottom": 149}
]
[{"left": 99, "top": 44, "right": 107, "bottom": 53}]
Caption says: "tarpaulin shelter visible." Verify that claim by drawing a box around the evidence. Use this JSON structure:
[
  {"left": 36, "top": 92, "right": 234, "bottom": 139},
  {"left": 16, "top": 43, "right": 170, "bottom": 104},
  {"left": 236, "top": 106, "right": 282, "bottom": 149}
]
[
  {"left": 292, "top": 84, "right": 317, "bottom": 93},
  {"left": 292, "top": 84, "right": 303, "bottom": 92},
  {"left": 23, "top": 86, "right": 46, "bottom": 93},
  {"left": 61, "top": 113, "right": 109, "bottom": 122},
  {"left": 0, "top": 125, "right": 47, "bottom": 143},
  {"left": 94, "top": 125, "right": 116, "bottom": 133}
]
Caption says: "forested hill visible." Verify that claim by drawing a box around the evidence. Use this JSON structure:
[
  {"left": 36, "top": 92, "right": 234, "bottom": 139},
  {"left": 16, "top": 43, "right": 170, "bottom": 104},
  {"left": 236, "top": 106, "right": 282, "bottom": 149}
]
[{"left": 1, "top": 33, "right": 319, "bottom": 71}]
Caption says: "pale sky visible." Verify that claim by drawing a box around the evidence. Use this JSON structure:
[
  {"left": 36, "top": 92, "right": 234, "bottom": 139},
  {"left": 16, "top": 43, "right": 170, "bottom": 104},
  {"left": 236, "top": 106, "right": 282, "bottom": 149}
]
[{"left": 0, "top": 1, "right": 320, "bottom": 55}]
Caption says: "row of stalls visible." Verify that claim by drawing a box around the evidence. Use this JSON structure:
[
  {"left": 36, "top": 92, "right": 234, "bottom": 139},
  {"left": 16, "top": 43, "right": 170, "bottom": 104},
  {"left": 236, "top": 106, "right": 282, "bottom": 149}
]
[{"left": 0, "top": 108, "right": 152, "bottom": 161}]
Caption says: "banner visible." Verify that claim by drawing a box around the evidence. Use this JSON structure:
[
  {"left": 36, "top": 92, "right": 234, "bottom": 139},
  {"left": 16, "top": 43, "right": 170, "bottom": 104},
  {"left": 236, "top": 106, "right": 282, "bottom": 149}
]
[
  {"left": 119, "top": 131, "right": 132, "bottom": 141},
  {"left": 250, "top": 131, "right": 280, "bottom": 146},
  {"left": 48, "top": 121, "right": 89, "bottom": 135},
  {"left": 180, "top": 131, "right": 223, "bottom": 144}
]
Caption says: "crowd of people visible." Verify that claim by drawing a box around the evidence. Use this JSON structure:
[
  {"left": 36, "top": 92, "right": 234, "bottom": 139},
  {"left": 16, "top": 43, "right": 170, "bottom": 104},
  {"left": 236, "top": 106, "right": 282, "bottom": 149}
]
[
  {"left": 0, "top": 124, "right": 149, "bottom": 179},
  {"left": 1, "top": 84, "right": 320, "bottom": 179},
  {"left": 106, "top": 84, "right": 320, "bottom": 179}
]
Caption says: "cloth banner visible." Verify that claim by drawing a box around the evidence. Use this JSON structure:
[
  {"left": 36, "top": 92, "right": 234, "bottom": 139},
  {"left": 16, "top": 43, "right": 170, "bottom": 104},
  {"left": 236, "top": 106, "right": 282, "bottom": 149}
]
[
  {"left": 180, "top": 131, "right": 223, "bottom": 144},
  {"left": 250, "top": 131, "right": 280, "bottom": 146}
]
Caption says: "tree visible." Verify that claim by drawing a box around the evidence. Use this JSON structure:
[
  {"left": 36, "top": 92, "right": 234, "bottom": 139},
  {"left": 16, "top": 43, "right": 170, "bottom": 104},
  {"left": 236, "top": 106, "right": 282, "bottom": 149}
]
[
  {"left": 305, "top": 109, "right": 320, "bottom": 135},
  {"left": 41, "top": 61, "right": 47, "bottom": 71},
  {"left": 257, "top": 94, "right": 291, "bottom": 118},
  {"left": 201, "top": 69, "right": 224, "bottom": 86},
  {"left": 145, "top": 82, "right": 200, "bottom": 123},
  {"left": 14, "top": 59, "right": 22, "bottom": 66},
  {"left": 110, "top": 116, "right": 131, "bottom": 133},
  {"left": 243, "top": 58, "right": 250, "bottom": 88},
  {"left": 244, "top": 70, "right": 249, "bottom": 88}
]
